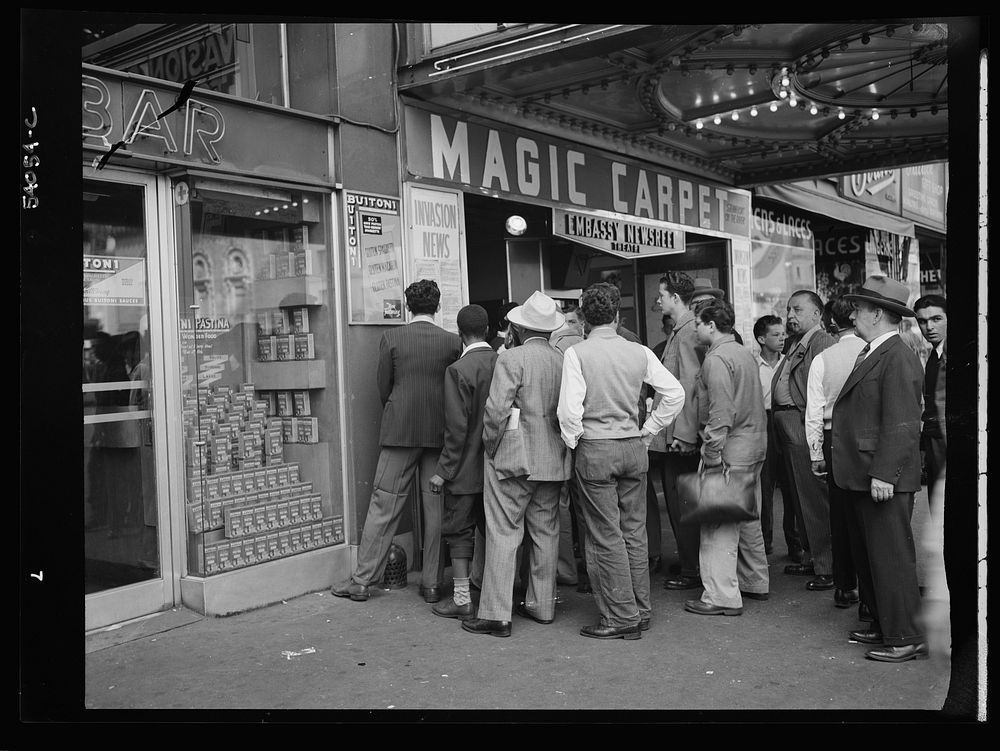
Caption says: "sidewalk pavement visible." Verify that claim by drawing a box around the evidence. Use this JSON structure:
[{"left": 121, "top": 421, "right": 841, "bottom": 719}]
[{"left": 82, "top": 485, "right": 955, "bottom": 716}]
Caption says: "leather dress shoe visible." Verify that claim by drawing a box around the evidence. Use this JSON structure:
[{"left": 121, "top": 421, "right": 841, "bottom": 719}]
[
  {"left": 865, "top": 643, "right": 929, "bottom": 663},
  {"left": 787, "top": 548, "right": 805, "bottom": 564},
  {"left": 330, "top": 581, "right": 370, "bottom": 601},
  {"left": 858, "top": 602, "right": 875, "bottom": 622},
  {"left": 806, "top": 575, "right": 835, "bottom": 591},
  {"left": 684, "top": 599, "right": 742, "bottom": 616},
  {"left": 784, "top": 562, "right": 815, "bottom": 576},
  {"left": 515, "top": 602, "right": 553, "bottom": 625},
  {"left": 580, "top": 622, "right": 642, "bottom": 640},
  {"left": 849, "top": 629, "right": 884, "bottom": 644},
  {"left": 431, "top": 597, "right": 474, "bottom": 620},
  {"left": 419, "top": 584, "right": 442, "bottom": 603},
  {"left": 740, "top": 591, "right": 769, "bottom": 601},
  {"left": 664, "top": 574, "right": 703, "bottom": 590},
  {"left": 639, "top": 617, "right": 651, "bottom": 631},
  {"left": 461, "top": 618, "right": 511, "bottom": 637},
  {"left": 834, "top": 588, "right": 860, "bottom": 608}
]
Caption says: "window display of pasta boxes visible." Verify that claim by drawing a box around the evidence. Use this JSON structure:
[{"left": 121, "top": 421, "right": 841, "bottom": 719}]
[
  {"left": 186, "top": 463, "right": 303, "bottom": 528},
  {"left": 203, "top": 518, "right": 342, "bottom": 574},
  {"left": 223, "top": 494, "right": 323, "bottom": 537},
  {"left": 280, "top": 417, "right": 319, "bottom": 444}
]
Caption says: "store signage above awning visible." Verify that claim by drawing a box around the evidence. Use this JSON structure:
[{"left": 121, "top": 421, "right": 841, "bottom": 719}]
[
  {"left": 82, "top": 65, "right": 332, "bottom": 185},
  {"left": 838, "top": 169, "right": 902, "bottom": 214},
  {"left": 552, "top": 208, "right": 685, "bottom": 259},
  {"left": 404, "top": 105, "right": 751, "bottom": 238}
]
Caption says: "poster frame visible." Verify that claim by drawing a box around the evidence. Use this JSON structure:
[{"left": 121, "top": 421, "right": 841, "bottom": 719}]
[{"left": 342, "top": 188, "right": 406, "bottom": 325}]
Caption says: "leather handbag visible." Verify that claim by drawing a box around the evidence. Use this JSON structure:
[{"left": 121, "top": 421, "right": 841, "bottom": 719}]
[{"left": 678, "top": 460, "right": 759, "bottom": 525}]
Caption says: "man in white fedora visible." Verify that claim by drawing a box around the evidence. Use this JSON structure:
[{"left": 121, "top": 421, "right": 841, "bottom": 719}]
[
  {"left": 462, "top": 291, "right": 572, "bottom": 637},
  {"left": 832, "top": 275, "right": 927, "bottom": 662}
]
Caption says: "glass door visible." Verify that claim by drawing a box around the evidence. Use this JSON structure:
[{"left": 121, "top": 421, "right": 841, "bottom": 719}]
[{"left": 84, "top": 169, "right": 175, "bottom": 630}]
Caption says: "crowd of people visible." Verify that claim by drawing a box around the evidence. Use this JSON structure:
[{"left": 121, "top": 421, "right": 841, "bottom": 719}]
[{"left": 331, "top": 271, "right": 947, "bottom": 664}]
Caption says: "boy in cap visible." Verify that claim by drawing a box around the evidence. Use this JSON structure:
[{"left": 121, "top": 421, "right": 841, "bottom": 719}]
[{"left": 428, "top": 305, "right": 498, "bottom": 619}]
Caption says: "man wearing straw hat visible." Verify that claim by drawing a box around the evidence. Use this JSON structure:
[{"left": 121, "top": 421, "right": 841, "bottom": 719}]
[
  {"left": 832, "top": 275, "right": 927, "bottom": 662},
  {"left": 462, "top": 291, "right": 571, "bottom": 637}
]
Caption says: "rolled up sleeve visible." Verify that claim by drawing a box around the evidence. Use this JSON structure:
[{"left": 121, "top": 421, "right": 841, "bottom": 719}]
[
  {"left": 642, "top": 347, "right": 685, "bottom": 436},
  {"left": 557, "top": 347, "right": 586, "bottom": 449}
]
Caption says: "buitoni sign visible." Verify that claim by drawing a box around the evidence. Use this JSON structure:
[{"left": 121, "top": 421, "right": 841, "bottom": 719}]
[{"left": 404, "top": 106, "right": 751, "bottom": 238}]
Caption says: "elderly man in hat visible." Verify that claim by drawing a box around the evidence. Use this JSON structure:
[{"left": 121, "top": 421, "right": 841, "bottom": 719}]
[
  {"left": 462, "top": 291, "right": 572, "bottom": 637},
  {"left": 831, "top": 276, "right": 927, "bottom": 662}
]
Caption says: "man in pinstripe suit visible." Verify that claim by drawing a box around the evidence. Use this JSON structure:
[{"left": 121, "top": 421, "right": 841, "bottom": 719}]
[
  {"left": 462, "top": 291, "right": 571, "bottom": 637},
  {"left": 331, "top": 279, "right": 461, "bottom": 603}
]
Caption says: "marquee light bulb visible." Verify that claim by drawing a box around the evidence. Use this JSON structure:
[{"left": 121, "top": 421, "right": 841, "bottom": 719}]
[
  {"left": 713, "top": 115, "right": 722, "bottom": 125},
  {"left": 770, "top": 101, "right": 779, "bottom": 112},
  {"left": 750, "top": 106, "right": 758, "bottom": 116}
]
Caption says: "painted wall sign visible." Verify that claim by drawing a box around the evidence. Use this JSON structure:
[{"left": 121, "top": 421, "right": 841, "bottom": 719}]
[
  {"left": 552, "top": 208, "right": 685, "bottom": 259},
  {"left": 404, "top": 184, "right": 468, "bottom": 334},
  {"left": 901, "top": 162, "right": 947, "bottom": 228},
  {"left": 82, "top": 66, "right": 331, "bottom": 184},
  {"left": 838, "top": 169, "right": 902, "bottom": 214},
  {"left": 404, "top": 106, "right": 751, "bottom": 238},
  {"left": 344, "top": 190, "right": 405, "bottom": 324}
]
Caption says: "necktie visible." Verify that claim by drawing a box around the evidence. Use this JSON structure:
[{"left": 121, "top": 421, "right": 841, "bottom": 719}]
[{"left": 852, "top": 343, "right": 871, "bottom": 371}]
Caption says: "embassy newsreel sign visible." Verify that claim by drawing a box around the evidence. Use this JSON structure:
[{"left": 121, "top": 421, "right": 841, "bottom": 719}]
[{"left": 553, "top": 208, "right": 685, "bottom": 259}]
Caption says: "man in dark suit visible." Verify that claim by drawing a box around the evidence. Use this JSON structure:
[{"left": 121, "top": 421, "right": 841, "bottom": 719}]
[
  {"left": 332, "top": 279, "right": 461, "bottom": 603},
  {"left": 913, "top": 294, "right": 948, "bottom": 503},
  {"left": 427, "top": 305, "right": 498, "bottom": 620},
  {"left": 770, "top": 290, "right": 836, "bottom": 592},
  {"left": 832, "top": 276, "right": 927, "bottom": 662}
]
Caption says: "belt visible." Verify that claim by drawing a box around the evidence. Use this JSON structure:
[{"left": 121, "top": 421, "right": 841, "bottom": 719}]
[{"left": 772, "top": 404, "right": 800, "bottom": 412}]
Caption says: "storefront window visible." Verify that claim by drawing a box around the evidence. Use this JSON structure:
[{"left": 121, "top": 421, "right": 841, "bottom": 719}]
[
  {"left": 175, "top": 177, "right": 344, "bottom": 576},
  {"left": 750, "top": 200, "right": 818, "bottom": 326},
  {"left": 83, "top": 23, "right": 286, "bottom": 106}
]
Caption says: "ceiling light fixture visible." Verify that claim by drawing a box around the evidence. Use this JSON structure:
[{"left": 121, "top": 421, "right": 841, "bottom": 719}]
[
  {"left": 838, "top": 108, "right": 846, "bottom": 119},
  {"left": 696, "top": 120, "right": 704, "bottom": 129},
  {"left": 505, "top": 215, "right": 527, "bottom": 236},
  {"left": 731, "top": 111, "right": 739, "bottom": 120},
  {"left": 713, "top": 115, "right": 722, "bottom": 125},
  {"left": 770, "top": 101, "right": 779, "bottom": 112},
  {"left": 809, "top": 103, "right": 818, "bottom": 115},
  {"left": 750, "top": 106, "right": 758, "bottom": 116},
  {"left": 871, "top": 109, "right": 880, "bottom": 120}
]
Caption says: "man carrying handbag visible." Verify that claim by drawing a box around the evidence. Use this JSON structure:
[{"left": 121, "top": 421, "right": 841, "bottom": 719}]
[{"left": 683, "top": 299, "right": 769, "bottom": 616}]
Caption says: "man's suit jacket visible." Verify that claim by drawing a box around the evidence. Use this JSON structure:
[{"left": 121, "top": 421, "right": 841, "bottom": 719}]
[
  {"left": 695, "top": 337, "right": 767, "bottom": 466},
  {"left": 376, "top": 320, "right": 461, "bottom": 448},
  {"left": 771, "top": 325, "right": 835, "bottom": 412},
  {"left": 831, "top": 335, "right": 924, "bottom": 493},
  {"left": 433, "top": 346, "right": 498, "bottom": 494},
  {"left": 649, "top": 309, "right": 703, "bottom": 449},
  {"left": 482, "top": 338, "right": 571, "bottom": 482},
  {"left": 921, "top": 340, "right": 947, "bottom": 442}
]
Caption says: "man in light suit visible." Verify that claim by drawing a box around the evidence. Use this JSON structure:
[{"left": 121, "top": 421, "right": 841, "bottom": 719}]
[
  {"left": 462, "top": 291, "right": 572, "bottom": 637},
  {"left": 331, "top": 279, "right": 460, "bottom": 603},
  {"left": 913, "top": 294, "right": 948, "bottom": 503},
  {"left": 770, "top": 290, "right": 836, "bottom": 592},
  {"left": 684, "top": 299, "right": 769, "bottom": 616},
  {"left": 832, "top": 276, "right": 927, "bottom": 662},
  {"left": 559, "top": 283, "right": 685, "bottom": 639},
  {"left": 428, "top": 305, "right": 498, "bottom": 620}
]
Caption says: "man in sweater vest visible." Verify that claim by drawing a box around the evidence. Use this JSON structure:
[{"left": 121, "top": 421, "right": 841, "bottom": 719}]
[{"left": 558, "top": 283, "right": 685, "bottom": 640}]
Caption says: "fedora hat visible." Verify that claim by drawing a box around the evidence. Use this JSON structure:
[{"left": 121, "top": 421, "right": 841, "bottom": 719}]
[
  {"left": 842, "top": 275, "right": 915, "bottom": 318},
  {"left": 691, "top": 277, "right": 725, "bottom": 299},
  {"left": 506, "top": 290, "right": 565, "bottom": 333}
]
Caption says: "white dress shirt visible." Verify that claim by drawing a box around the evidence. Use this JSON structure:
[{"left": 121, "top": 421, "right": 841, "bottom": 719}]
[
  {"left": 804, "top": 332, "right": 866, "bottom": 461},
  {"left": 756, "top": 352, "right": 784, "bottom": 410}
]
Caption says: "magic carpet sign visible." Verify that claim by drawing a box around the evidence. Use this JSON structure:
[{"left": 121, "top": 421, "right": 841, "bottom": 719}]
[{"left": 404, "top": 106, "right": 751, "bottom": 238}]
